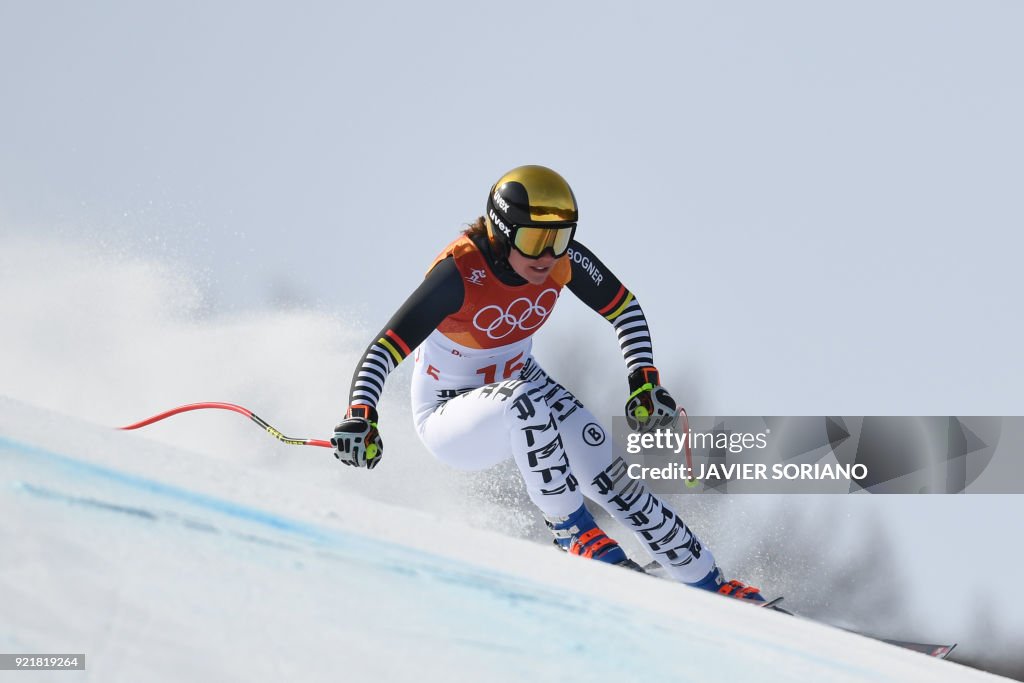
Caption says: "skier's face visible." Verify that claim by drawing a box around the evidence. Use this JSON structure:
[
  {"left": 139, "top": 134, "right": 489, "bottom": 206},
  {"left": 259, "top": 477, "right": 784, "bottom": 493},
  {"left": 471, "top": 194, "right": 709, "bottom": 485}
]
[{"left": 508, "top": 249, "right": 557, "bottom": 285}]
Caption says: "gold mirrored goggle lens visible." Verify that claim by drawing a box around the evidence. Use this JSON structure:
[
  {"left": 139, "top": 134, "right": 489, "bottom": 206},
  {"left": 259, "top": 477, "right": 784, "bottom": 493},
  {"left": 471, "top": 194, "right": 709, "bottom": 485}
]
[{"left": 513, "top": 225, "right": 575, "bottom": 258}]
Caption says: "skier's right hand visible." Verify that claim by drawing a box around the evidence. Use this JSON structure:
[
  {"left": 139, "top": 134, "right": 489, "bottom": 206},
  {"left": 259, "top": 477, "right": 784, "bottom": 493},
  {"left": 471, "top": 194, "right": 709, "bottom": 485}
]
[{"left": 332, "top": 404, "right": 383, "bottom": 469}]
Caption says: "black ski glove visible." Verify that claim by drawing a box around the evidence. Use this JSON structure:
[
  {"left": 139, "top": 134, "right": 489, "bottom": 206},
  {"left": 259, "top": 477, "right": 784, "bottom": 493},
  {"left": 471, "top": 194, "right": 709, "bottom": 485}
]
[
  {"left": 624, "top": 366, "right": 678, "bottom": 432},
  {"left": 332, "top": 404, "right": 383, "bottom": 469}
]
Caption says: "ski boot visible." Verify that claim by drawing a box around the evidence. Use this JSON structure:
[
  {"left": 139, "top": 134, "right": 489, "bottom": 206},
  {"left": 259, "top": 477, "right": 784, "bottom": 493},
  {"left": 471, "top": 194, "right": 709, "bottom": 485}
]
[
  {"left": 544, "top": 503, "right": 635, "bottom": 567},
  {"left": 690, "top": 565, "right": 765, "bottom": 602}
]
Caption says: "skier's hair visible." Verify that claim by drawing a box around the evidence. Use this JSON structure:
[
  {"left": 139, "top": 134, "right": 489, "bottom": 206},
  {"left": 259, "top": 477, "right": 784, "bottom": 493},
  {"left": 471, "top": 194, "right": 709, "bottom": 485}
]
[
  {"left": 462, "top": 216, "right": 487, "bottom": 239},
  {"left": 463, "top": 215, "right": 510, "bottom": 261}
]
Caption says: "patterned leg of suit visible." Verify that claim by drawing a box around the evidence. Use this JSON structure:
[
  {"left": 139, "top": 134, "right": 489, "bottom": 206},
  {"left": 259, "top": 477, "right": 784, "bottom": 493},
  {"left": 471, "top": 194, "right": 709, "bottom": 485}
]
[{"left": 416, "top": 356, "right": 716, "bottom": 584}]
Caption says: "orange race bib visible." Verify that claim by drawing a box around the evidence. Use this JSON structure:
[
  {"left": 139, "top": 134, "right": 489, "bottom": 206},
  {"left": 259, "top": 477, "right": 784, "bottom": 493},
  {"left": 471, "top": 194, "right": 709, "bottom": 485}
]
[{"left": 427, "top": 236, "right": 571, "bottom": 350}]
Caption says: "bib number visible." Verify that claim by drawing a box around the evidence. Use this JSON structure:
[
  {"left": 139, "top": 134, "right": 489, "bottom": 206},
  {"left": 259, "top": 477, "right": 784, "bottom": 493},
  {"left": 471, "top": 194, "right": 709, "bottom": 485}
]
[{"left": 475, "top": 352, "right": 525, "bottom": 384}]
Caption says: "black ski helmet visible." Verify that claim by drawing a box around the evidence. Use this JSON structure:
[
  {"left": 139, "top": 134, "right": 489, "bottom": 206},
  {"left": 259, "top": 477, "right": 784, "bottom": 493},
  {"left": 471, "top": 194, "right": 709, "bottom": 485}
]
[{"left": 484, "top": 165, "right": 579, "bottom": 258}]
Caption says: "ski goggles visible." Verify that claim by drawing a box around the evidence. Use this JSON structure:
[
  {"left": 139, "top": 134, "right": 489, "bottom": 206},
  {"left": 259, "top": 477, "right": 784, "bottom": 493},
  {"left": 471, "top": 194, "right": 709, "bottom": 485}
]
[{"left": 512, "top": 223, "right": 576, "bottom": 259}]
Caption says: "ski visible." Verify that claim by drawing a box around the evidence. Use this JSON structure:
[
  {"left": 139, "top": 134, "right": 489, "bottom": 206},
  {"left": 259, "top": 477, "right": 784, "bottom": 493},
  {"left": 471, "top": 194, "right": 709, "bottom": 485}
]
[
  {"left": 889, "top": 640, "right": 956, "bottom": 659},
  {"left": 756, "top": 596, "right": 786, "bottom": 609},
  {"left": 637, "top": 561, "right": 955, "bottom": 658},
  {"left": 861, "top": 635, "right": 956, "bottom": 659}
]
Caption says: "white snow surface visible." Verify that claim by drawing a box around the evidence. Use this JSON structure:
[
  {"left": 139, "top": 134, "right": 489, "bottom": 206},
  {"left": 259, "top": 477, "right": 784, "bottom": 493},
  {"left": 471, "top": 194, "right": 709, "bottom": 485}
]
[{"left": 0, "top": 397, "right": 1008, "bottom": 683}]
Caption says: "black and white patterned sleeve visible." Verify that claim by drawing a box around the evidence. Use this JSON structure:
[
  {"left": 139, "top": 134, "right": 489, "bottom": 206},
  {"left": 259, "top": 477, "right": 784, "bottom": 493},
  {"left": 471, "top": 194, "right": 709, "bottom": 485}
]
[
  {"left": 564, "top": 240, "right": 655, "bottom": 372},
  {"left": 347, "top": 257, "right": 464, "bottom": 411}
]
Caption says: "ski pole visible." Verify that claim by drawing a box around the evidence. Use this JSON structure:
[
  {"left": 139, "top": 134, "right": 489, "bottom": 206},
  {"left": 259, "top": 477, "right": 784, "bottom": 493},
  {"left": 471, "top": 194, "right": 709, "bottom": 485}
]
[
  {"left": 119, "top": 402, "right": 333, "bottom": 448},
  {"left": 678, "top": 406, "right": 700, "bottom": 488}
]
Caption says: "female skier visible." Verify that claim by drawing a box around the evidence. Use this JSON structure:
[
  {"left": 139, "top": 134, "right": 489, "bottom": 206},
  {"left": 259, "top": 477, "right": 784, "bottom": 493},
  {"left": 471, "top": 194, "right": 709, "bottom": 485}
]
[{"left": 331, "top": 165, "right": 763, "bottom": 600}]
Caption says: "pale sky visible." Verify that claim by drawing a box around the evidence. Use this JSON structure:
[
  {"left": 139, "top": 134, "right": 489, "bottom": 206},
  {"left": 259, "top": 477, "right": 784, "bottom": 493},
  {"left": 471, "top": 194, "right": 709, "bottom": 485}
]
[{"left": 3, "top": 0, "right": 1022, "bottom": 414}]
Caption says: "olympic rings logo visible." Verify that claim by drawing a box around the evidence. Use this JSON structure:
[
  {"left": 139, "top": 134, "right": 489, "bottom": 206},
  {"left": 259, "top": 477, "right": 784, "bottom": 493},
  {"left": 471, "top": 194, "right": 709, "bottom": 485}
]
[{"left": 472, "top": 288, "right": 560, "bottom": 339}]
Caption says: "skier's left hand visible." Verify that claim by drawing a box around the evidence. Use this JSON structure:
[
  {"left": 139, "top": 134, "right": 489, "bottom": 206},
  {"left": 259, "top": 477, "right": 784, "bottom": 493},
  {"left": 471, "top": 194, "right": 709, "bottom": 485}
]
[{"left": 624, "top": 366, "right": 677, "bottom": 432}]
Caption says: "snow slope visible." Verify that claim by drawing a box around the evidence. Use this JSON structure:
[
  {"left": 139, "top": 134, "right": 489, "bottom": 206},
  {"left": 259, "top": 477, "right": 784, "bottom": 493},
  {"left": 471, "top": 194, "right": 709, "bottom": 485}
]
[{"left": 0, "top": 397, "right": 1007, "bottom": 683}]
